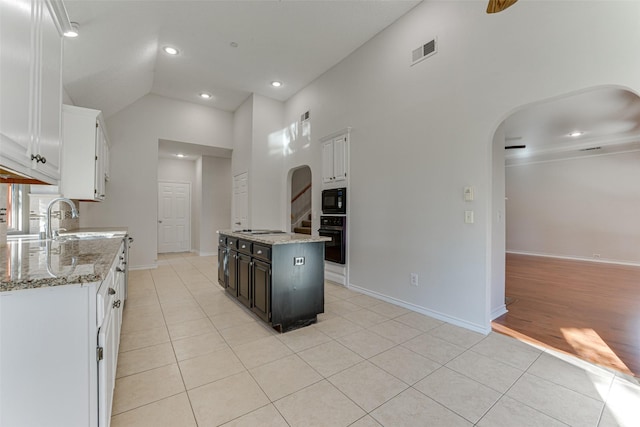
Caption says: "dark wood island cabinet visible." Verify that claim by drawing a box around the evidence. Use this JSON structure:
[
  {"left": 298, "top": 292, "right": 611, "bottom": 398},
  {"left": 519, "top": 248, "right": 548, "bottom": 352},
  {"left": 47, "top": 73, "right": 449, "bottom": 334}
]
[{"left": 217, "top": 230, "right": 330, "bottom": 332}]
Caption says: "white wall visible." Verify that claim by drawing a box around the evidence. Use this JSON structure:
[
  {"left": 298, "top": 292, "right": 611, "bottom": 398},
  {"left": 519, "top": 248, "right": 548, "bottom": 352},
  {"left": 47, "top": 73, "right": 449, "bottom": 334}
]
[
  {"left": 277, "top": 0, "right": 640, "bottom": 332},
  {"left": 250, "top": 94, "right": 284, "bottom": 230},
  {"left": 199, "top": 156, "right": 231, "bottom": 254},
  {"left": 506, "top": 151, "right": 640, "bottom": 264},
  {"left": 81, "top": 94, "right": 233, "bottom": 268}
]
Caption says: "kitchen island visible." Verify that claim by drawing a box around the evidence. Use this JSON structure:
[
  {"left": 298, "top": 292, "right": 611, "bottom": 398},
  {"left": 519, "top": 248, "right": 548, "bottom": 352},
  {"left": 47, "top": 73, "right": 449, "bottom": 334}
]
[{"left": 218, "top": 230, "right": 330, "bottom": 332}]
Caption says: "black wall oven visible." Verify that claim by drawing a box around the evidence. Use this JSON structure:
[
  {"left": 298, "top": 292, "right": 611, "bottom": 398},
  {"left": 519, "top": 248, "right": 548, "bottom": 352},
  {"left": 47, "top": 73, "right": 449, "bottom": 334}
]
[
  {"left": 319, "top": 216, "right": 346, "bottom": 264},
  {"left": 321, "top": 187, "right": 346, "bottom": 214}
]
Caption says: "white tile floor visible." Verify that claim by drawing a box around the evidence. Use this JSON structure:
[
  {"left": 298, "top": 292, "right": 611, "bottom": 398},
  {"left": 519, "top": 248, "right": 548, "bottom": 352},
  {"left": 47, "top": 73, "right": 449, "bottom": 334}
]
[{"left": 111, "top": 252, "right": 640, "bottom": 427}]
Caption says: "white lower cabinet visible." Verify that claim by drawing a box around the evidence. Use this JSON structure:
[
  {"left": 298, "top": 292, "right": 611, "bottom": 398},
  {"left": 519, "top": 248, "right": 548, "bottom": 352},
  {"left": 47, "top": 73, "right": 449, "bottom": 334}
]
[{"left": 0, "top": 241, "right": 126, "bottom": 427}]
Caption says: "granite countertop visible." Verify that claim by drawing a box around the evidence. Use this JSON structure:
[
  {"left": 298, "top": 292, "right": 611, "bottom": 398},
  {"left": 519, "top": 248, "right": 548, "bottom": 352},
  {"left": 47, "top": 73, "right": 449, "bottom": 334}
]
[
  {"left": 0, "top": 228, "right": 128, "bottom": 293},
  {"left": 218, "top": 230, "right": 330, "bottom": 245}
]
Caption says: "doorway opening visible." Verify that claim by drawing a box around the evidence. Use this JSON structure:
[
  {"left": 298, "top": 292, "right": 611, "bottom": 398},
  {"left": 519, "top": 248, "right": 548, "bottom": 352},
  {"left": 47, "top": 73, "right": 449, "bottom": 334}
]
[
  {"left": 290, "top": 166, "right": 312, "bottom": 234},
  {"left": 490, "top": 85, "right": 640, "bottom": 377}
]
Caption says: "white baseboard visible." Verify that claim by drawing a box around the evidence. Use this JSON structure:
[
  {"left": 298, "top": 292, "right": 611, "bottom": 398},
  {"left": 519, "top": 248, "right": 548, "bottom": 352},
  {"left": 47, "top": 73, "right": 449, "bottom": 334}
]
[
  {"left": 507, "top": 250, "right": 640, "bottom": 267},
  {"left": 490, "top": 304, "right": 507, "bottom": 320},
  {"left": 348, "top": 283, "right": 491, "bottom": 335},
  {"left": 129, "top": 264, "right": 157, "bottom": 271},
  {"left": 325, "top": 270, "right": 346, "bottom": 286}
]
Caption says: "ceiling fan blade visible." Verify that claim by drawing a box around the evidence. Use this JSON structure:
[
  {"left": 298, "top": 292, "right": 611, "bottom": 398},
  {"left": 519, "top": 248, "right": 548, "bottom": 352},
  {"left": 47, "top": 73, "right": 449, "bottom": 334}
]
[
  {"left": 487, "top": 0, "right": 518, "bottom": 14},
  {"left": 505, "top": 145, "right": 526, "bottom": 149}
]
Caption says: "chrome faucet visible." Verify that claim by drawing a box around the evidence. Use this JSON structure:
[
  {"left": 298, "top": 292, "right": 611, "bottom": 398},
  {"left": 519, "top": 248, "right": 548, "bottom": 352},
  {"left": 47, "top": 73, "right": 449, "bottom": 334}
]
[{"left": 46, "top": 197, "right": 79, "bottom": 239}]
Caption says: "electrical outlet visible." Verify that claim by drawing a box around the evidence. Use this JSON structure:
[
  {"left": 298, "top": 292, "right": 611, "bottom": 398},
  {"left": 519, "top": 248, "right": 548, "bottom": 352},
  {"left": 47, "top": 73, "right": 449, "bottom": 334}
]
[{"left": 410, "top": 273, "right": 418, "bottom": 287}]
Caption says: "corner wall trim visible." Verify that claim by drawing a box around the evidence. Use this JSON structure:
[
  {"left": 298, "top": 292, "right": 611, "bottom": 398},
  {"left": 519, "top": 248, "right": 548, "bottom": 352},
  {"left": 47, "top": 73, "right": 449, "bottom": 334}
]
[{"left": 490, "top": 305, "right": 507, "bottom": 320}]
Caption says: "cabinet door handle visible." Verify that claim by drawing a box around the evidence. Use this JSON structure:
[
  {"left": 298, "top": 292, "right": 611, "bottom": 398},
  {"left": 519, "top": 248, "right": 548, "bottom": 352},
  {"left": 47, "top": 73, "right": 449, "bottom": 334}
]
[
  {"left": 108, "top": 287, "right": 116, "bottom": 295},
  {"left": 30, "top": 154, "right": 46, "bottom": 164},
  {"left": 116, "top": 267, "right": 124, "bottom": 273},
  {"left": 113, "top": 300, "right": 121, "bottom": 308}
]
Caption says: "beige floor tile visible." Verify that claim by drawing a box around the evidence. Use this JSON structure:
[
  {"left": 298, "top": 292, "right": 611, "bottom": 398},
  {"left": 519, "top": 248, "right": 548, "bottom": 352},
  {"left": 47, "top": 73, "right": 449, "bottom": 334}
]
[
  {"left": 188, "top": 371, "right": 269, "bottom": 426},
  {"left": 370, "top": 388, "right": 472, "bottom": 427},
  {"left": 369, "top": 346, "right": 441, "bottom": 385},
  {"left": 428, "top": 323, "right": 485, "bottom": 349},
  {"left": 233, "top": 336, "right": 293, "bottom": 369},
  {"left": 341, "top": 309, "right": 389, "bottom": 328},
  {"left": 325, "top": 285, "right": 357, "bottom": 300},
  {"left": 402, "top": 333, "right": 466, "bottom": 364},
  {"left": 368, "top": 319, "right": 422, "bottom": 345},
  {"left": 599, "top": 376, "right": 640, "bottom": 427},
  {"left": 119, "top": 326, "right": 170, "bottom": 353},
  {"left": 200, "top": 297, "right": 246, "bottom": 317},
  {"left": 274, "top": 380, "right": 366, "bottom": 427},
  {"left": 116, "top": 342, "right": 176, "bottom": 378},
  {"left": 298, "top": 340, "right": 364, "bottom": 377},
  {"left": 112, "top": 364, "right": 185, "bottom": 415},
  {"left": 346, "top": 293, "right": 383, "bottom": 308},
  {"left": 209, "top": 309, "right": 257, "bottom": 330},
  {"left": 220, "top": 404, "right": 289, "bottom": 427},
  {"left": 526, "top": 351, "right": 614, "bottom": 401},
  {"left": 110, "top": 392, "right": 196, "bottom": 427},
  {"left": 368, "top": 302, "right": 410, "bottom": 318},
  {"left": 349, "top": 415, "right": 383, "bottom": 427},
  {"left": 394, "top": 311, "right": 444, "bottom": 332},
  {"left": 414, "top": 367, "right": 501, "bottom": 423},
  {"left": 471, "top": 332, "right": 542, "bottom": 371},
  {"left": 314, "top": 316, "right": 363, "bottom": 339},
  {"left": 120, "top": 311, "right": 166, "bottom": 333},
  {"left": 325, "top": 299, "right": 363, "bottom": 315},
  {"left": 446, "top": 350, "right": 524, "bottom": 393},
  {"left": 251, "top": 354, "right": 323, "bottom": 400},
  {"left": 179, "top": 346, "right": 246, "bottom": 389},
  {"left": 122, "top": 302, "right": 162, "bottom": 318},
  {"left": 166, "top": 317, "right": 216, "bottom": 340},
  {"left": 162, "top": 307, "right": 207, "bottom": 326},
  {"left": 219, "top": 321, "right": 275, "bottom": 347},
  {"left": 506, "top": 373, "right": 604, "bottom": 426},
  {"left": 173, "top": 331, "right": 228, "bottom": 361},
  {"left": 476, "top": 396, "right": 567, "bottom": 427},
  {"left": 329, "top": 361, "right": 408, "bottom": 412},
  {"left": 336, "top": 329, "right": 396, "bottom": 359},
  {"left": 277, "top": 325, "right": 332, "bottom": 352},
  {"left": 124, "top": 292, "right": 159, "bottom": 308}
]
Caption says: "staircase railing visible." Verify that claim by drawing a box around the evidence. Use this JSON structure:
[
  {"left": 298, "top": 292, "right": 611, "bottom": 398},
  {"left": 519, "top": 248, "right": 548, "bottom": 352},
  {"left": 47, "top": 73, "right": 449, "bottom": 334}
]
[{"left": 290, "top": 183, "right": 311, "bottom": 230}]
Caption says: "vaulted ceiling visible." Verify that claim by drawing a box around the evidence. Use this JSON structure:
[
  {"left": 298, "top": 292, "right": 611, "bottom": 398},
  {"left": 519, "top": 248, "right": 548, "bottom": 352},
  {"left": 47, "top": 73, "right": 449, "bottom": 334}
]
[{"left": 62, "top": 0, "right": 421, "bottom": 118}]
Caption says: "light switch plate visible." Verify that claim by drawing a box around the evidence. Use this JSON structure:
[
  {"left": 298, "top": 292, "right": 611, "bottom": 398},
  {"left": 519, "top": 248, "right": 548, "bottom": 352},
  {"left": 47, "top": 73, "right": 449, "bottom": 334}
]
[
  {"left": 465, "top": 210, "right": 474, "bottom": 224},
  {"left": 464, "top": 186, "right": 474, "bottom": 201}
]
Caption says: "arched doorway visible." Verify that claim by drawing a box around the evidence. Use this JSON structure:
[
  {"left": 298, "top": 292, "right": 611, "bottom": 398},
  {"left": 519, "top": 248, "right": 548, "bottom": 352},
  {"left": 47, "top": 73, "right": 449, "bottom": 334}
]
[{"left": 490, "top": 85, "right": 640, "bottom": 376}]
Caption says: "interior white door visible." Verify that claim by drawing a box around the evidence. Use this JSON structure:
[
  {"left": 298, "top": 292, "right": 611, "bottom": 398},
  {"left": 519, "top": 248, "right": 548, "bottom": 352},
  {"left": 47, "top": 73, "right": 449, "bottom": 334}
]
[
  {"left": 158, "top": 181, "right": 191, "bottom": 253},
  {"left": 233, "top": 172, "right": 248, "bottom": 229}
]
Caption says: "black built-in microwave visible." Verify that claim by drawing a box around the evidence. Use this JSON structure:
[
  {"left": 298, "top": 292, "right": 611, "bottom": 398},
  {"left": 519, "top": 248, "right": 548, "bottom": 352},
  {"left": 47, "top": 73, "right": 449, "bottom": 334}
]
[{"left": 322, "top": 187, "right": 346, "bottom": 214}]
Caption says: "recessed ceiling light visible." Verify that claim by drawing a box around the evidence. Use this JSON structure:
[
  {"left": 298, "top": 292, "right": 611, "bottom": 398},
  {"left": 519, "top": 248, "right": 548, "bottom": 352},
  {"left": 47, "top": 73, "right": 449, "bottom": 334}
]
[
  {"left": 176, "top": 154, "right": 185, "bottom": 158},
  {"left": 64, "top": 22, "right": 79, "bottom": 38},
  {"left": 569, "top": 131, "right": 583, "bottom": 137},
  {"left": 271, "top": 81, "right": 282, "bottom": 88},
  {"left": 163, "top": 46, "right": 179, "bottom": 55},
  {"left": 199, "top": 92, "right": 212, "bottom": 99}
]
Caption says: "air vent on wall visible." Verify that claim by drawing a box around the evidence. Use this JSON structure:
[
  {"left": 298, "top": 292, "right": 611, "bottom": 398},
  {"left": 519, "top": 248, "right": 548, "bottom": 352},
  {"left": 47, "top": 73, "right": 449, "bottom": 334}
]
[
  {"left": 411, "top": 38, "right": 437, "bottom": 66},
  {"left": 300, "top": 110, "right": 310, "bottom": 122}
]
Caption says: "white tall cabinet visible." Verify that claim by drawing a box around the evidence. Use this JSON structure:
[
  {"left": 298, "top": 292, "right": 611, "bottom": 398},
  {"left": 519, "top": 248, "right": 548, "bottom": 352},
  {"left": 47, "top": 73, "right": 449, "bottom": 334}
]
[
  {"left": 61, "top": 105, "right": 110, "bottom": 201},
  {"left": 0, "top": 0, "right": 65, "bottom": 184}
]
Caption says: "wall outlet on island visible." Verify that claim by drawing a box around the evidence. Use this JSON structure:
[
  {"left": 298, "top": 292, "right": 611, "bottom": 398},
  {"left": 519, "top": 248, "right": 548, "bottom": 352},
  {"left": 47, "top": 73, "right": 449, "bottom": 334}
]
[{"left": 410, "top": 273, "right": 418, "bottom": 287}]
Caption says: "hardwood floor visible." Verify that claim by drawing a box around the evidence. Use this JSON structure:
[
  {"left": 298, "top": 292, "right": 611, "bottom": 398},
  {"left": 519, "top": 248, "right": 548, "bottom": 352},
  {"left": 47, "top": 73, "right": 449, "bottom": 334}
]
[{"left": 493, "top": 253, "right": 640, "bottom": 378}]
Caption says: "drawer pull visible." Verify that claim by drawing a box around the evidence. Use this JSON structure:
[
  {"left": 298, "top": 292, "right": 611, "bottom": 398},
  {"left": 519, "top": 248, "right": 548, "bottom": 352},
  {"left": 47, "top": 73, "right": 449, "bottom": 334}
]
[
  {"left": 108, "top": 287, "right": 115, "bottom": 295},
  {"left": 257, "top": 250, "right": 262, "bottom": 254}
]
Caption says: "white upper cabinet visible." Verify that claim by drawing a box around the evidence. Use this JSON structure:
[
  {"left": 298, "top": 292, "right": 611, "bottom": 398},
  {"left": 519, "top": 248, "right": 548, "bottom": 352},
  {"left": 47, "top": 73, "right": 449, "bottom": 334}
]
[
  {"left": 61, "top": 105, "right": 110, "bottom": 201},
  {"left": 322, "top": 135, "right": 348, "bottom": 184},
  {"left": 0, "top": 0, "right": 64, "bottom": 184}
]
